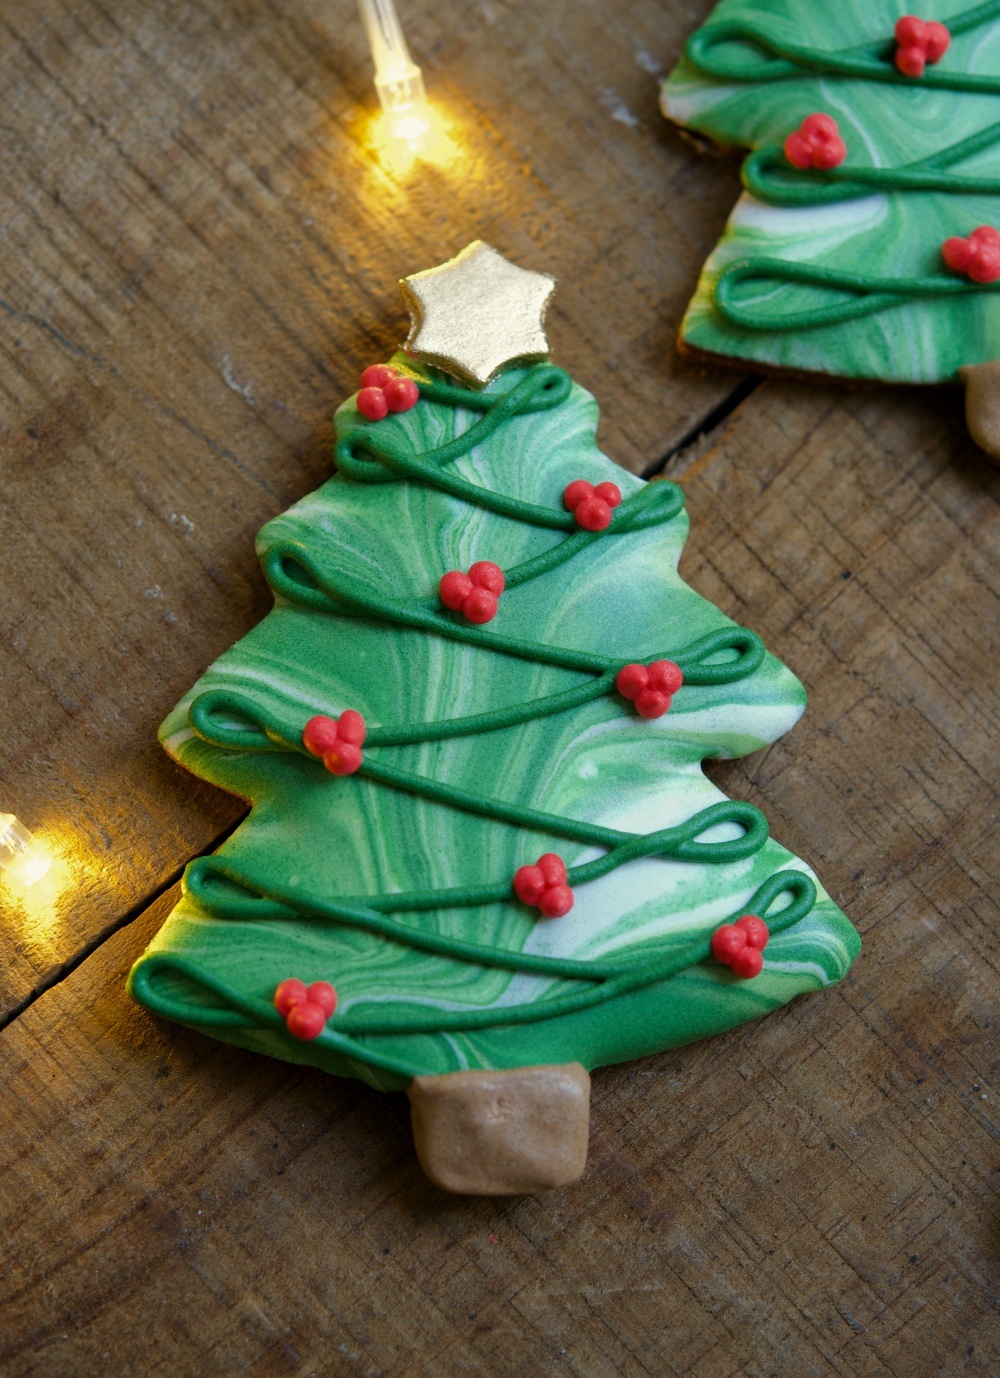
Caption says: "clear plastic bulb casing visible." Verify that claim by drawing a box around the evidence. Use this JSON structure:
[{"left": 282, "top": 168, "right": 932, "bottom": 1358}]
[{"left": 356, "top": 0, "right": 430, "bottom": 139}]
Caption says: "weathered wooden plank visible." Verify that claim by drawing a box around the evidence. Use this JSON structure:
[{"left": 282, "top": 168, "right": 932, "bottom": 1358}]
[
  {"left": 0, "top": 0, "right": 744, "bottom": 1013},
  {"left": 1, "top": 378, "right": 997, "bottom": 1374}
]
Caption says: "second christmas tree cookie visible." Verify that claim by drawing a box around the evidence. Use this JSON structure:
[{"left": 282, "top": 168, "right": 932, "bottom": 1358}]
[
  {"left": 662, "top": 0, "right": 1000, "bottom": 461},
  {"left": 129, "top": 243, "right": 860, "bottom": 1195}
]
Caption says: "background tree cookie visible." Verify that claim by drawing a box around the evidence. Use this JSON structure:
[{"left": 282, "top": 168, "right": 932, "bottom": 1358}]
[{"left": 662, "top": 0, "right": 1000, "bottom": 463}]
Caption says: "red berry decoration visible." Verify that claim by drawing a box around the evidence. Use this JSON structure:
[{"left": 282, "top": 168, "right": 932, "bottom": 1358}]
[
  {"left": 615, "top": 663, "right": 649, "bottom": 699},
  {"left": 384, "top": 376, "right": 420, "bottom": 412},
  {"left": 513, "top": 865, "right": 545, "bottom": 905},
  {"left": 360, "top": 364, "right": 396, "bottom": 390},
  {"left": 306, "top": 980, "right": 338, "bottom": 1016},
  {"left": 336, "top": 709, "right": 366, "bottom": 745},
  {"left": 468, "top": 560, "right": 505, "bottom": 594},
  {"left": 326, "top": 741, "right": 363, "bottom": 776},
  {"left": 710, "top": 925, "right": 745, "bottom": 965},
  {"left": 302, "top": 715, "right": 338, "bottom": 756},
  {"left": 274, "top": 977, "right": 308, "bottom": 1017},
  {"left": 513, "top": 853, "right": 574, "bottom": 918},
  {"left": 439, "top": 560, "right": 506, "bottom": 623},
  {"left": 438, "top": 570, "right": 473, "bottom": 609},
  {"left": 563, "top": 478, "right": 622, "bottom": 532},
  {"left": 783, "top": 113, "right": 847, "bottom": 171},
  {"left": 615, "top": 659, "right": 684, "bottom": 718},
  {"left": 357, "top": 387, "right": 389, "bottom": 422},
  {"left": 562, "top": 479, "right": 592, "bottom": 511},
  {"left": 303, "top": 711, "right": 366, "bottom": 776},
  {"left": 735, "top": 914, "right": 769, "bottom": 951},
  {"left": 710, "top": 913, "right": 770, "bottom": 979},
  {"left": 274, "top": 977, "right": 338, "bottom": 1041},
  {"left": 894, "top": 16, "right": 950, "bottom": 78},
  {"left": 286, "top": 1001, "right": 329, "bottom": 1040},
  {"left": 942, "top": 226, "right": 1000, "bottom": 284},
  {"left": 356, "top": 364, "right": 419, "bottom": 422},
  {"left": 638, "top": 690, "right": 670, "bottom": 719},
  {"left": 463, "top": 587, "right": 499, "bottom": 624},
  {"left": 539, "top": 885, "right": 574, "bottom": 919},
  {"left": 730, "top": 946, "right": 764, "bottom": 979}
]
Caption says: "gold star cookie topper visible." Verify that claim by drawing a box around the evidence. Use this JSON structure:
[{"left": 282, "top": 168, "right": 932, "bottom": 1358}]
[{"left": 399, "top": 241, "right": 556, "bottom": 388}]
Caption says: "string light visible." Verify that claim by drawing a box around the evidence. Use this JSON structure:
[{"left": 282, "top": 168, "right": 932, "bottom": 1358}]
[
  {"left": 0, "top": 813, "right": 52, "bottom": 889},
  {"left": 356, "top": 0, "right": 430, "bottom": 143}
]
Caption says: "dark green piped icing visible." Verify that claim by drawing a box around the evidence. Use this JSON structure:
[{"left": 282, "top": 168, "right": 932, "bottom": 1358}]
[
  {"left": 130, "top": 356, "right": 859, "bottom": 1091},
  {"left": 742, "top": 122, "right": 1000, "bottom": 207},
  {"left": 131, "top": 870, "right": 817, "bottom": 1082},
  {"left": 715, "top": 256, "right": 996, "bottom": 331},
  {"left": 662, "top": 0, "right": 1000, "bottom": 382},
  {"left": 686, "top": 1, "right": 1000, "bottom": 91}
]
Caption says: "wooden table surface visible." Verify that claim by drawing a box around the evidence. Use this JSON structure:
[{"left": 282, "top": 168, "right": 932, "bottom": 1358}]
[{"left": 1, "top": 1, "right": 997, "bottom": 1373}]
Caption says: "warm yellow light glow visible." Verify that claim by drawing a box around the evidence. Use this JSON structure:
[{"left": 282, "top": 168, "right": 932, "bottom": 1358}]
[
  {"left": 5, "top": 845, "right": 52, "bottom": 889},
  {"left": 1, "top": 826, "right": 75, "bottom": 948},
  {"left": 0, "top": 814, "right": 81, "bottom": 949},
  {"left": 368, "top": 102, "right": 460, "bottom": 174},
  {"left": 0, "top": 813, "right": 51, "bottom": 886},
  {"left": 391, "top": 109, "right": 431, "bottom": 143}
]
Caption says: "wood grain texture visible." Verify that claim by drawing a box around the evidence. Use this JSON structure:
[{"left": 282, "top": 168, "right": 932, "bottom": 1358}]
[
  {"left": 2, "top": 0, "right": 999, "bottom": 1373},
  {"left": 0, "top": 0, "right": 742, "bottom": 1013}
]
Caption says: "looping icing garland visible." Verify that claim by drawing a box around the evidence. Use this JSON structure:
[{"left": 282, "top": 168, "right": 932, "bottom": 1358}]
[
  {"left": 715, "top": 256, "right": 995, "bottom": 332},
  {"left": 744, "top": 120, "right": 1000, "bottom": 208},
  {"left": 685, "top": 1, "right": 1000, "bottom": 91},
  {"left": 684, "top": 0, "right": 1000, "bottom": 333},
  {"left": 132, "top": 863, "right": 817, "bottom": 1081},
  {"left": 137, "top": 367, "right": 815, "bottom": 1077}
]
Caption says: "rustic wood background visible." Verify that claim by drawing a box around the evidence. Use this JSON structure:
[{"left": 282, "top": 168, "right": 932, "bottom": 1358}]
[{"left": 1, "top": 0, "right": 997, "bottom": 1373}]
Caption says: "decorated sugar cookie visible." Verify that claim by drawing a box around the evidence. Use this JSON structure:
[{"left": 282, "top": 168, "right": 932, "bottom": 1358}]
[
  {"left": 129, "top": 243, "right": 859, "bottom": 1195},
  {"left": 662, "top": 0, "right": 1000, "bottom": 461}
]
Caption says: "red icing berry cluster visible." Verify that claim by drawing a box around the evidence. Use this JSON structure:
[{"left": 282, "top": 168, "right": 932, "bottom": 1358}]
[
  {"left": 711, "top": 914, "right": 769, "bottom": 978},
  {"left": 942, "top": 226, "right": 1000, "bottom": 283},
  {"left": 894, "top": 15, "right": 950, "bottom": 77},
  {"left": 513, "top": 853, "right": 574, "bottom": 917},
  {"left": 563, "top": 479, "right": 622, "bottom": 532},
  {"left": 615, "top": 660, "right": 683, "bottom": 719},
  {"left": 783, "top": 114, "right": 846, "bottom": 171},
  {"left": 439, "top": 561, "right": 506, "bottom": 623},
  {"left": 274, "top": 978, "right": 338, "bottom": 1040},
  {"left": 303, "top": 710, "right": 366, "bottom": 775},
  {"left": 357, "top": 364, "right": 420, "bottom": 422}
]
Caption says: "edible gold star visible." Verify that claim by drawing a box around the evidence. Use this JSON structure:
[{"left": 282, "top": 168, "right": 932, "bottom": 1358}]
[{"left": 400, "top": 241, "right": 556, "bottom": 388}]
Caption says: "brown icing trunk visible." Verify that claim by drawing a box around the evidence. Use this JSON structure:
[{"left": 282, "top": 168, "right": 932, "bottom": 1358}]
[
  {"left": 960, "top": 362, "right": 1000, "bottom": 465},
  {"left": 407, "top": 1063, "right": 591, "bottom": 1195}
]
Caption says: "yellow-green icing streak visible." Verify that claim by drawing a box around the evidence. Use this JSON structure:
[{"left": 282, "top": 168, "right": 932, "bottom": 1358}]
[
  {"left": 662, "top": 0, "right": 1000, "bottom": 383},
  {"left": 129, "top": 359, "right": 859, "bottom": 1092}
]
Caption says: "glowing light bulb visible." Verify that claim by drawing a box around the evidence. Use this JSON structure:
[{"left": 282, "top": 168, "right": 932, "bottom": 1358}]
[
  {"left": 357, "top": 0, "right": 431, "bottom": 142},
  {"left": 0, "top": 813, "right": 53, "bottom": 888}
]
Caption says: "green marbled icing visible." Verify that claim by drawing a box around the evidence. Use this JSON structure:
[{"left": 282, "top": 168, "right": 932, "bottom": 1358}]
[
  {"left": 662, "top": 0, "right": 1000, "bottom": 383},
  {"left": 129, "top": 357, "right": 859, "bottom": 1092}
]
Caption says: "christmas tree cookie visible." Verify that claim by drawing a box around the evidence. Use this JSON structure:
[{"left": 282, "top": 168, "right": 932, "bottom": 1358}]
[
  {"left": 129, "top": 243, "right": 860, "bottom": 1195},
  {"left": 662, "top": 0, "right": 1000, "bottom": 460}
]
